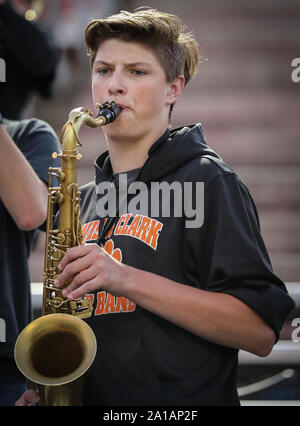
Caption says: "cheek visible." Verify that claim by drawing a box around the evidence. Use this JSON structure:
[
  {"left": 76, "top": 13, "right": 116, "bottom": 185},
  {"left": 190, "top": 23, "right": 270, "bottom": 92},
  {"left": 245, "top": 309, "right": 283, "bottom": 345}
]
[
  {"left": 91, "top": 83, "right": 97, "bottom": 103},
  {"left": 92, "top": 79, "right": 105, "bottom": 102},
  {"left": 136, "top": 84, "right": 167, "bottom": 112}
]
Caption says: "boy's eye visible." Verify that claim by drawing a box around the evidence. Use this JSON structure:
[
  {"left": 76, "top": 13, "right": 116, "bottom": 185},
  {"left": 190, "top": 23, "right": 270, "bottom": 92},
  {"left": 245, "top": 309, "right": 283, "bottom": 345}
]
[
  {"left": 95, "top": 68, "right": 146, "bottom": 76},
  {"left": 131, "top": 70, "right": 146, "bottom": 76},
  {"left": 97, "top": 68, "right": 111, "bottom": 75}
]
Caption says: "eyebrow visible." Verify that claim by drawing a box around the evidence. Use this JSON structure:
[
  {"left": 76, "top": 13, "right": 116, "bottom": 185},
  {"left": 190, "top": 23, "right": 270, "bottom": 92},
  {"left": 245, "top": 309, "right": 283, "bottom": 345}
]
[{"left": 94, "top": 60, "right": 152, "bottom": 68}]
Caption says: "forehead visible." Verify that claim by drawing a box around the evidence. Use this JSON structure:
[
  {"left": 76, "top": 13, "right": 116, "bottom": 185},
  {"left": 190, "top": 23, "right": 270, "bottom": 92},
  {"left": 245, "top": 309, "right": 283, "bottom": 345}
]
[{"left": 94, "top": 38, "right": 163, "bottom": 69}]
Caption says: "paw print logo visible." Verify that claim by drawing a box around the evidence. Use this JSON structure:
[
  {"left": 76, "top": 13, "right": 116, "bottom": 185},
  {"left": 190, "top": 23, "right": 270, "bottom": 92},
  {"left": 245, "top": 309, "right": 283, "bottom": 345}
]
[{"left": 104, "top": 239, "right": 122, "bottom": 262}]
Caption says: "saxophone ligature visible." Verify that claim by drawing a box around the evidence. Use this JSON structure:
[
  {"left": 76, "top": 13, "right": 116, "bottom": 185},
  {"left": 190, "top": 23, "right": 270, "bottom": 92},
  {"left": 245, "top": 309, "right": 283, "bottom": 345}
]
[{"left": 14, "top": 102, "right": 122, "bottom": 406}]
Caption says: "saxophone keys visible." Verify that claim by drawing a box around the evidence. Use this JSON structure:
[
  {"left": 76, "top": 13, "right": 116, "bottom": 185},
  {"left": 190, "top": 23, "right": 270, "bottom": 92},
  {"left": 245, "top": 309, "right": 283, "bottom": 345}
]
[
  {"left": 50, "top": 191, "right": 64, "bottom": 204},
  {"left": 51, "top": 247, "right": 65, "bottom": 262},
  {"left": 56, "top": 170, "right": 65, "bottom": 181},
  {"left": 56, "top": 233, "right": 66, "bottom": 244}
]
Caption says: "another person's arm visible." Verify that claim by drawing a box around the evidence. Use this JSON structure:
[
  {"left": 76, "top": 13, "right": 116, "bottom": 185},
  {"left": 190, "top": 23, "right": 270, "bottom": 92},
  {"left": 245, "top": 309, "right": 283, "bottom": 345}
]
[{"left": 0, "top": 123, "right": 48, "bottom": 229}]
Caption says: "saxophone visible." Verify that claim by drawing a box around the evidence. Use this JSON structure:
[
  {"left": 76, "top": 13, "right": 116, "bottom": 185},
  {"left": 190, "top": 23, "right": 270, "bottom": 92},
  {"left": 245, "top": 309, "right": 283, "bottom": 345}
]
[{"left": 14, "top": 102, "right": 122, "bottom": 406}]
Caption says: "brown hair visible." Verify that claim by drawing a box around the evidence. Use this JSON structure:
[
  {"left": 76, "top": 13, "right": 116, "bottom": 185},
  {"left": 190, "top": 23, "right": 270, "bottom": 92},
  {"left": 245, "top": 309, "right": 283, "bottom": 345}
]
[{"left": 85, "top": 8, "right": 200, "bottom": 87}]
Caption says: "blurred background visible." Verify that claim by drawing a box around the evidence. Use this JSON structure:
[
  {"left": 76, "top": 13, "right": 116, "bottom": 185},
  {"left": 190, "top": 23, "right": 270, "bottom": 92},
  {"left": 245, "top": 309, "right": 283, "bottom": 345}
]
[{"left": 4, "top": 0, "right": 300, "bottom": 405}]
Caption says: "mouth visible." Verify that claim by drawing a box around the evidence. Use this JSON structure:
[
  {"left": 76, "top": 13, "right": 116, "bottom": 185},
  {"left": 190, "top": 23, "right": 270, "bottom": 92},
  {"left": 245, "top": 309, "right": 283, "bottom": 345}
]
[{"left": 115, "top": 103, "right": 131, "bottom": 112}]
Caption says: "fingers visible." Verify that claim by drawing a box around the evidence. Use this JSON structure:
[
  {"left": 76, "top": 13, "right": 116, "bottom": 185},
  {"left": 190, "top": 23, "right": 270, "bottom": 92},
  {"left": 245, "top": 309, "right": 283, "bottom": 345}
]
[
  {"left": 52, "top": 243, "right": 124, "bottom": 299},
  {"left": 62, "top": 266, "right": 98, "bottom": 299},
  {"left": 63, "top": 277, "right": 99, "bottom": 300},
  {"left": 54, "top": 253, "right": 91, "bottom": 288},
  {"left": 55, "top": 244, "right": 102, "bottom": 287},
  {"left": 58, "top": 244, "right": 96, "bottom": 272},
  {"left": 15, "top": 389, "right": 39, "bottom": 406},
  {"left": 54, "top": 244, "right": 108, "bottom": 298}
]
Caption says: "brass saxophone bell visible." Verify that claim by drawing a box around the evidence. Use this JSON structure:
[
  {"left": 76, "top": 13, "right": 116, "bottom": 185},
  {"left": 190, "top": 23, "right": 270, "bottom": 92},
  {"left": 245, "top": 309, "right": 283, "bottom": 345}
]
[{"left": 14, "top": 314, "right": 97, "bottom": 406}]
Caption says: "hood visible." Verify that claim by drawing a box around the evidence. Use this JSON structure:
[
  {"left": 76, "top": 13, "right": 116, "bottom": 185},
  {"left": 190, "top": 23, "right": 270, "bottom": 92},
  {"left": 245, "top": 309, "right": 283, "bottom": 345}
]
[
  {"left": 95, "top": 123, "right": 221, "bottom": 185},
  {"left": 141, "top": 123, "right": 221, "bottom": 183}
]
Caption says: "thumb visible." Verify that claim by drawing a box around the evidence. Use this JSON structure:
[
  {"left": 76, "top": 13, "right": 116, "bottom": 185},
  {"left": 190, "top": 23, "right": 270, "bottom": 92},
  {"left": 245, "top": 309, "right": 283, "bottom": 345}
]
[{"left": 15, "top": 389, "right": 40, "bottom": 406}]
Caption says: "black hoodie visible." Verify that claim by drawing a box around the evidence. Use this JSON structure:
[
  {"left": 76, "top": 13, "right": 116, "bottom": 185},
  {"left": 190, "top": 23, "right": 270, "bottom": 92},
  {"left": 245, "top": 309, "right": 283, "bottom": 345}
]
[
  {"left": 0, "top": 2, "right": 58, "bottom": 119},
  {"left": 79, "top": 124, "right": 295, "bottom": 406}
]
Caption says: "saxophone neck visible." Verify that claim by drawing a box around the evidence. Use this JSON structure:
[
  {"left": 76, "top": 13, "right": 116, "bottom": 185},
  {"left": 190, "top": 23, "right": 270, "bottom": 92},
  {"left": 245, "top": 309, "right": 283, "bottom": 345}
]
[
  {"left": 69, "top": 107, "right": 106, "bottom": 136},
  {"left": 60, "top": 108, "right": 104, "bottom": 150},
  {"left": 62, "top": 102, "right": 122, "bottom": 148}
]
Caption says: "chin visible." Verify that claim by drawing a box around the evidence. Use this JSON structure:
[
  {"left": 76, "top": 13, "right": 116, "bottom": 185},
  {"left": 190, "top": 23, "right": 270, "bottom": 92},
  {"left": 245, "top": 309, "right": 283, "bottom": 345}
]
[
  {"left": 104, "top": 127, "right": 129, "bottom": 142},
  {"left": 104, "top": 120, "right": 138, "bottom": 141}
]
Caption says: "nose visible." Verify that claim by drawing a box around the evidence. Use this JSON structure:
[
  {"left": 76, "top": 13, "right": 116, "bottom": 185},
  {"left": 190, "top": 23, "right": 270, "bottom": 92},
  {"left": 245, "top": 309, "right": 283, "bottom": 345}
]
[{"left": 108, "top": 71, "right": 126, "bottom": 96}]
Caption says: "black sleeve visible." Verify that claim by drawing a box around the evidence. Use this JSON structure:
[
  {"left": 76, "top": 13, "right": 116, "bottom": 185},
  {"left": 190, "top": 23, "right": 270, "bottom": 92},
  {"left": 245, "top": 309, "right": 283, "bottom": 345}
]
[
  {"left": 0, "top": 2, "right": 58, "bottom": 96},
  {"left": 184, "top": 173, "right": 295, "bottom": 342}
]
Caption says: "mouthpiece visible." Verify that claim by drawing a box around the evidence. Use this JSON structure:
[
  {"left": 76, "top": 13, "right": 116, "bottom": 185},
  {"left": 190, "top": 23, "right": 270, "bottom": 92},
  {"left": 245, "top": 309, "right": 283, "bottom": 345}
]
[
  {"left": 65, "top": 101, "right": 122, "bottom": 143},
  {"left": 96, "top": 101, "right": 122, "bottom": 124}
]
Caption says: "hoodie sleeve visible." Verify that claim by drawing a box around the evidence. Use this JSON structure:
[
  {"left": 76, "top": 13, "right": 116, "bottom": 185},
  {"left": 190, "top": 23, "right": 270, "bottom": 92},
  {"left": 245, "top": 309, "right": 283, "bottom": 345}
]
[{"left": 184, "top": 172, "right": 295, "bottom": 342}]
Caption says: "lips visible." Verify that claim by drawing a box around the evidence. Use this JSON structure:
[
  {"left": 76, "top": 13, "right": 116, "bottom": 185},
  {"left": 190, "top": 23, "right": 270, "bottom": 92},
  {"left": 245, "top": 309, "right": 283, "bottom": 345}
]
[{"left": 115, "top": 103, "right": 131, "bottom": 111}]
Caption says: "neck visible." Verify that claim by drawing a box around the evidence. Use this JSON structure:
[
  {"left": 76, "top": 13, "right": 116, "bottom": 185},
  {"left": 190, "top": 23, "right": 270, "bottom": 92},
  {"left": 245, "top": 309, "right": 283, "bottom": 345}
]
[{"left": 106, "top": 127, "right": 167, "bottom": 173}]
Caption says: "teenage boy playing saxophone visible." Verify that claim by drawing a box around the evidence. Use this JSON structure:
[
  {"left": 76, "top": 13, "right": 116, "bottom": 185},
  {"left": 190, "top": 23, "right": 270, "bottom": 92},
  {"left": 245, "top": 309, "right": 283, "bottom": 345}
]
[{"left": 17, "top": 8, "right": 295, "bottom": 406}]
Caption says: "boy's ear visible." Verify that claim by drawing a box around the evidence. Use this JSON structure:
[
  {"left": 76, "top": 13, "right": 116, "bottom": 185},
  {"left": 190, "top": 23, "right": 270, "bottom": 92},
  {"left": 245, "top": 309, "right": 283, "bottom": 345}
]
[{"left": 166, "top": 75, "right": 185, "bottom": 105}]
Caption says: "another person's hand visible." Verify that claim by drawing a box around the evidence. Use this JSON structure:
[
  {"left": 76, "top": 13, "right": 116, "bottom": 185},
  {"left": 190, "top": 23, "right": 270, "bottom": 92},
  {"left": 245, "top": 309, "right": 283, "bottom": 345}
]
[{"left": 15, "top": 389, "right": 39, "bottom": 406}]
